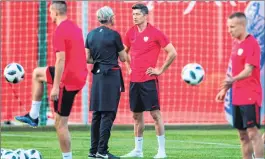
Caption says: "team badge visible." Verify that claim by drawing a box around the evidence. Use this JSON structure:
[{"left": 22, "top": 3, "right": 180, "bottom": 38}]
[
  {"left": 143, "top": 36, "right": 149, "bottom": 42},
  {"left": 237, "top": 48, "right": 244, "bottom": 56}
]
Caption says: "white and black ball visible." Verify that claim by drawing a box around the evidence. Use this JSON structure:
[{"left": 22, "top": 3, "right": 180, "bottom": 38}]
[{"left": 4, "top": 63, "right": 25, "bottom": 84}]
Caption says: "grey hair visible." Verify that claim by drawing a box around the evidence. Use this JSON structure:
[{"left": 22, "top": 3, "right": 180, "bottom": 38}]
[
  {"left": 96, "top": 6, "right": 114, "bottom": 24},
  {"left": 52, "top": 1, "right": 67, "bottom": 15}
]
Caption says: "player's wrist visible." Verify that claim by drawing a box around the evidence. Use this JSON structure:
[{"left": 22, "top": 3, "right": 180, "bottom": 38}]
[
  {"left": 158, "top": 67, "right": 164, "bottom": 75},
  {"left": 52, "top": 83, "right": 60, "bottom": 89},
  {"left": 231, "top": 77, "right": 237, "bottom": 83}
]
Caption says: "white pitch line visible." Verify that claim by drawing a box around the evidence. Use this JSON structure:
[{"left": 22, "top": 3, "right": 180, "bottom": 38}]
[{"left": 2, "top": 133, "right": 240, "bottom": 148}]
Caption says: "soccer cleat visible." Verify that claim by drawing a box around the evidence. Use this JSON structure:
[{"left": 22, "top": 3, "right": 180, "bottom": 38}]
[
  {"left": 96, "top": 152, "right": 120, "bottom": 159},
  {"left": 88, "top": 153, "right": 97, "bottom": 158},
  {"left": 15, "top": 113, "right": 38, "bottom": 127},
  {"left": 120, "top": 149, "right": 143, "bottom": 158},
  {"left": 153, "top": 151, "right": 167, "bottom": 159}
]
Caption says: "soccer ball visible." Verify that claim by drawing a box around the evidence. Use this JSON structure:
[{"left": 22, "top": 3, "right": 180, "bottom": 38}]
[
  {"left": 4, "top": 63, "right": 25, "bottom": 84},
  {"left": 1, "top": 148, "right": 6, "bottom": 156},
  {"left": 0, "top": 148, "right": 8, "bottom": 158},
  {"left": 181, "top": 63, "right": 205, "bottom": 85},
  {"left": 1, "top": 150, "right": 18, "bottom": 159},
  {"left": 24, "top": 149, "right": 42, "bottom": 159},
  {"left": 14, "top": 149, "right": 29, "bottom": 159}
]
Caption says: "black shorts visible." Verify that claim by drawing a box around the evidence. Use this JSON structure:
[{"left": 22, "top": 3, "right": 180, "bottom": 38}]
[
  {"left": 232, "top": 104, "right": 261, "bottom": 130},
  {"left": 129, "top": 79, "right": 160, "bottom": 112},
  {"left": 46, "top": 66, "right": 79, "bottom": 116}
]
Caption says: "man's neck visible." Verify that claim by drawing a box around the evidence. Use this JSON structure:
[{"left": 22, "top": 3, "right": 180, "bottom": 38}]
[
  {"left": 101, "top": 23, "right": 113, "bottom": 29},
  {"left": 137, "top": 22, "right": 148, "bottom": 32},
  {"left": 237, "top": 32, "right": 248, "bottom": 42},
  {"left": 56, "top": 16, "right": 67, "bottom": 26}
]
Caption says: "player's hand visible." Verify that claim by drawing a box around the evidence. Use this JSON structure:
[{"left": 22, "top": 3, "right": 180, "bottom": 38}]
[
  {"left": 215, "top": 89, "right": 227, "bottom": 102},
  {"left": 146, "top": 67, "right": 163, "bottom": 76},
  {"left": 50, "top": 87, "right": 60, "bottom": 101}
]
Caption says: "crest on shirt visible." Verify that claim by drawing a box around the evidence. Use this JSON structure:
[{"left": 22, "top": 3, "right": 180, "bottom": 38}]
[
  {"left": 237, "top": 48, "right": 244, "bottom": 56},
  {"left": 143, "top": 36, "right": 149, "bottom": 42}
]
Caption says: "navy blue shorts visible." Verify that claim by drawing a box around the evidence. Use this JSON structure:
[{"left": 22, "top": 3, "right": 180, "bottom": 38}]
[
  {"left": 232, "top": 104, "right": 261, "bottom": 130},
  {"left": 129, "top": 79, "right": 160, "bottom": 112},
  {"left": 47, "top": 66, "right": 79, "bottom": 116}
]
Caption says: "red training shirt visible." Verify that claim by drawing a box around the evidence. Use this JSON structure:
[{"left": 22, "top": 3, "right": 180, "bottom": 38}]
[
  {"left": 231, "top": 35, "right": 262, "bottom": 106},
  {"left": 124, "top": 23, "right": 170, "bottom": 82},
  {"left": 53, "top": 19, "right": 88, "bottom": 91}
]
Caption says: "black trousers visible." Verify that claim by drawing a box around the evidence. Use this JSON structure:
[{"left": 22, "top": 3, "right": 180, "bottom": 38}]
[{"left": 90, "top": 111, "right": 117, "bottom": 154}]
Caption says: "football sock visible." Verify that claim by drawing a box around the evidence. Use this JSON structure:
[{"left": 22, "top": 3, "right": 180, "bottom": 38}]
[
  {"left": 135, "top": 137, "right": 143, "bottom": 152},
  {"left": 157, "top": 135, "right": 165, "bottom": 152},
  {"left": 62, "top": 152, "right": 72, "bottom": 159},
  {"left": 29, "top": 101, "right": 41, "bottom": 119}
]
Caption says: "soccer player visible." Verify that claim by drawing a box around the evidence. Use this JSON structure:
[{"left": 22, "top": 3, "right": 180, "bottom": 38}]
[
  {"left": 121, "top": 3, "right": 176, "bottom": 158},
  {"left": 86, "top": 6, "right": 127, "bottom": 159},
  {"left": 215, "top": 12, "right": 264, "bottom": 159},
  {"left": 15, "top": 1, "right": 88, "bottom": 159}
]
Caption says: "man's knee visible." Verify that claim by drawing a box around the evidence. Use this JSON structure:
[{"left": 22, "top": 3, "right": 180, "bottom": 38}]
[
  {"left": 54, "top": 115, "right": 68, "bottom": 131},
  {"left": 247, "top": 127, "right": 261, "bottom": 141},
  {"left": 150, "top": 110, "right": 161, "bottom": 122},
  {"left": 238, "top": 130, "right": 249, "bottom": 142},
  {"left": 32, "top": 67, "right": 47, "bottom": 82},
  {"left": 132, "top": 112, "right": 143, "bottom": 122}
]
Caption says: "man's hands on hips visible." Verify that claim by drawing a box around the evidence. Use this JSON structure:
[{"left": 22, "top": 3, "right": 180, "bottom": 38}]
[{"left": 146, "top": 67, "right": 163, "bottom": 76}]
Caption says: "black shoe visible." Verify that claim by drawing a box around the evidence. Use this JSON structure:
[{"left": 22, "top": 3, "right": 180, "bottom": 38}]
[
  {"left": 88, "top": 153, "right": 97, "bottom": 158},
  {"left": 96, "top": 152, "right": 120, "bottom": 159}
]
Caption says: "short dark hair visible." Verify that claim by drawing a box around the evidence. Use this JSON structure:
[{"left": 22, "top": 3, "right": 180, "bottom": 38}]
[
  {"left": 229, "top": 12, "right": 246, "bottom": 20},
  {"left": 132, "top": 3, "right": 148, "bottom": 15},
  {"left": 52, "top": 1, "right": 67, "bottom": 15}
]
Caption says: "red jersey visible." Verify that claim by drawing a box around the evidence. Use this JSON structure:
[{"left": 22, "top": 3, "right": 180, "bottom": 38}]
[
  {"left": 53, "top": 19, "right": 88, "bottom": 91},
  {"left": 124, "top": 23, "right": 170, "bottom": 82},
  {"left": 231, "top": 35, "right": 262, "bottom": 106}
]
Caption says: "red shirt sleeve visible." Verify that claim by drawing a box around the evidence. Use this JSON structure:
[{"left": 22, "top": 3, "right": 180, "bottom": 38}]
[
  {"left": 246, "top": 41, "right": 260, "bottom": 68},
  {"left": 156, "top": 30, "right": 170, "bottom": 48},
  {"left": 123, "top": 30, "right": 131, "bottom": 48},
  {"left": 53, "top": 28, "right": 66, "bottom": 53}
]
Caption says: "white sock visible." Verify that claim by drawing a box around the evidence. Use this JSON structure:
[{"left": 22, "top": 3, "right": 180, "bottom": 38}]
[
  {"left": 255, "top": 158, "right": 264, "bottom": 159},
  {"left": 135, "top": 137, "right": 143, "bottom": 152},
  {"left": 157, "top": 135, "right": 165, "bottom": 152},
  {"left": 29, "top": 101, "right": 41, "bottom": 119},
  {"left": 62, "top": 152, "right": 72, "bottom": 159}
]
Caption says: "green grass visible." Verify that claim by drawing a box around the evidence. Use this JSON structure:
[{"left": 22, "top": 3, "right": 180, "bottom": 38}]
[{"left": 2, "top": 129, "right": 243, "bottom": 159}]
